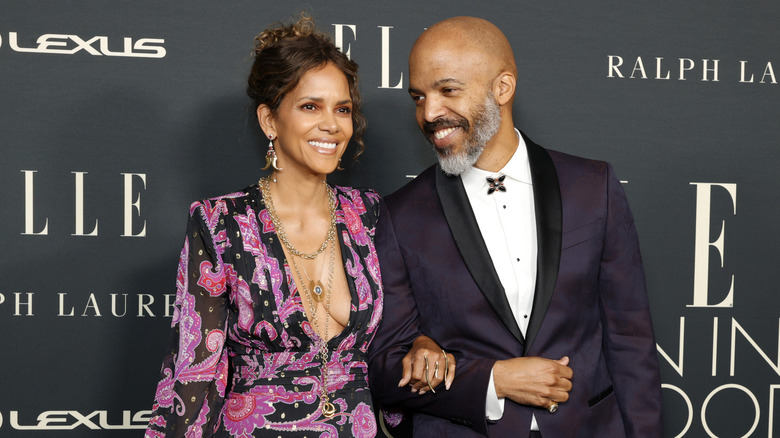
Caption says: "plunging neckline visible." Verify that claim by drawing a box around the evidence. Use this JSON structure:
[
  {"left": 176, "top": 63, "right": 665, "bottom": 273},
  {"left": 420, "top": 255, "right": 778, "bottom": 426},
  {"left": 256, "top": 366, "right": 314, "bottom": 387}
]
[{"left": 254, "top": 185, "right": 358, "bottom": 345}]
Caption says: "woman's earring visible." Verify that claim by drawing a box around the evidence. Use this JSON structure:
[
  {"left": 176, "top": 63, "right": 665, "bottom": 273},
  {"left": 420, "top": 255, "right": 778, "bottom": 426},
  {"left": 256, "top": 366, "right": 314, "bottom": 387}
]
[
  {"left": 336, "top": 157, "right": 344, "bottom": 171},
  {"left": 262, "top": 135, "right": 282, "bottom": 171}
]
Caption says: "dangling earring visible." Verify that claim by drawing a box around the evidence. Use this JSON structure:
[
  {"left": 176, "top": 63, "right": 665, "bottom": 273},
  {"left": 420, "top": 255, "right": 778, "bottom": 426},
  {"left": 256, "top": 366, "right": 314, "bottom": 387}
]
[
  {"left": 262, "top": 134, "right": 282, "bottom": 171},
  {"left": 336, "top": 157, "right": 344, "bottom": 171}
]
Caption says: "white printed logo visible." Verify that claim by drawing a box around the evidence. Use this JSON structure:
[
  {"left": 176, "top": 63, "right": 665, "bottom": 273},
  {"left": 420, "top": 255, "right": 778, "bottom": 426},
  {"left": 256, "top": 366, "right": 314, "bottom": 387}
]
[
  {"left": 5, "top": 410, "right": 150, "bottom": 430},
  {"left": 3, "top": 32, "right": 165, "bottom": 58}
]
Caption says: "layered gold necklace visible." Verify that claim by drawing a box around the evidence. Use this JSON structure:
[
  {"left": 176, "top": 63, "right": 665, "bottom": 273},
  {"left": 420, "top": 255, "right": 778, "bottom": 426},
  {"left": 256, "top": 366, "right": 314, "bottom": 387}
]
[
  {"left": 259, "top": 177, "right": 337, "bottom": 260},
  {"left": 258, "top": 176, "right": 338, "bottom": 418}
]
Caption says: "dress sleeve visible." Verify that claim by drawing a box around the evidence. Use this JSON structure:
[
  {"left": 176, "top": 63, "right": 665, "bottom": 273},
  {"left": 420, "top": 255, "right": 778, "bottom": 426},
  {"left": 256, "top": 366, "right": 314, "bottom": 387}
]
[{"left": 146, "top": 202, "right": 230, "bottom": 437}]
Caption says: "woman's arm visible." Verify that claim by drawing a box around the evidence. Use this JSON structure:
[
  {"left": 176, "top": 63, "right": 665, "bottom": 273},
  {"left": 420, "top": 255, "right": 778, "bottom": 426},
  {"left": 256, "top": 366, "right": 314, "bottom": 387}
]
[{"left": 145, "top": 201, "right": 230, "bottom": 437}]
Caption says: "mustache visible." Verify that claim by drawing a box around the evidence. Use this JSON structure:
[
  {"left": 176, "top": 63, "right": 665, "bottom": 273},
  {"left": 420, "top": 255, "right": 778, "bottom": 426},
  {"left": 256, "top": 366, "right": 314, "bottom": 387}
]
[{"left": 423, "top": 116, "right": 470, "bottom": 135}]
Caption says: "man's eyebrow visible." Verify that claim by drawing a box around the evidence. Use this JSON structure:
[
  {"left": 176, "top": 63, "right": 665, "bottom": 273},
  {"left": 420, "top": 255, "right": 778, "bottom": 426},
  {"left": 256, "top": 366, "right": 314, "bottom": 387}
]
[
  {"left": 433, "top": 78, "right": 465, "bottom": 87},
  {"left": 408, "top": 78, "right": 465, "bottom": 95}
]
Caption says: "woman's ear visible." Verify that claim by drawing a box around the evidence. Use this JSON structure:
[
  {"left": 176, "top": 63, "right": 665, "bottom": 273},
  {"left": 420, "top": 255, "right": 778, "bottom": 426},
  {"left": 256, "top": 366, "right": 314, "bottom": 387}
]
[{"left": 257, "top": 105, "right": 276, "bottom": 138}]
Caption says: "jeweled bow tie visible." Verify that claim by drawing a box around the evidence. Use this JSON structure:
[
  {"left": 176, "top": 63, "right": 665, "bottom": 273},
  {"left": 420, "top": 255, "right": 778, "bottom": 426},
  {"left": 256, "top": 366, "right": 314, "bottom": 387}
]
[{"left": 486, "top": 174, "right": 506, "bottom": 195}]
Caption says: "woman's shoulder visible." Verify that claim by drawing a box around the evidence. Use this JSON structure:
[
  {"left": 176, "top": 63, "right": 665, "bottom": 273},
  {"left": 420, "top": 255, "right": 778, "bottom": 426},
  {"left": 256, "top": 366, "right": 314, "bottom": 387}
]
[
  {"left": 186, "top": 186, "right": 259, "bottom": 225},
  {"left": 333, "top": 185, "right": 381, "bottom": 226},
  {"left": 333, "top": 185, "right": 380, "bottom": 202},
  {"left": 333, "top": 185, "right": 381, "bottom": 207},
  {"left": 190, "top": 186, "right": 256, "bottom": 210}
]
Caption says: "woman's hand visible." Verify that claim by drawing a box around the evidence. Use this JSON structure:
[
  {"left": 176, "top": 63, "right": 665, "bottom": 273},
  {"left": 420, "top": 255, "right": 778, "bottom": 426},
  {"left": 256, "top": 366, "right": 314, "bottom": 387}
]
[{"left": 399, "top": 335, "right": 456, "bottom": 395}]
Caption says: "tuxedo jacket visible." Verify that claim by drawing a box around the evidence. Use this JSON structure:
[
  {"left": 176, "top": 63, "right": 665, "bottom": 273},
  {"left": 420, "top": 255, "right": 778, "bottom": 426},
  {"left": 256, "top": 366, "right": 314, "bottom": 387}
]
[{"left": 368, "top": 133, "right": 663, "bottom": 437}]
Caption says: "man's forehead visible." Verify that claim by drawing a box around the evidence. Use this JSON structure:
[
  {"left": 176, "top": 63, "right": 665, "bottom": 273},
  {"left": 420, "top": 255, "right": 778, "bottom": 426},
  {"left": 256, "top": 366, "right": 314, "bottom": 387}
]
[
  {"left": 411, "top": 42, "right": 485, "bottom": 71},
  {"left": 412, "top": 38, "right": 478, "bottom": 61},
  {"left": 409, "top": 57, "right": 480, "bottom": 90}
]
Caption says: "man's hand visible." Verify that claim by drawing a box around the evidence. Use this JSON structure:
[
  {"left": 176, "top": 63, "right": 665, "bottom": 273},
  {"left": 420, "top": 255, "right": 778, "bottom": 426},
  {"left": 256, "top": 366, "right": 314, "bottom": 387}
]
[
  {"left": 399, "top": 335, "right": 456, "bottom": 395},
  {"left": 493, "top": 356, "right": 573, "bottom": 408}
]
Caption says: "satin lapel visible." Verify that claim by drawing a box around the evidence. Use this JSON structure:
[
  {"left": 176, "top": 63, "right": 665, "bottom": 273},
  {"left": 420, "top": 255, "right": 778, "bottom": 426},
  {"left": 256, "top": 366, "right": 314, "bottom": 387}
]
[
  {"left": 435, "top": 166, "right": 525, "bottom": 344},
  {"left": 522, "top": 134, "right": 562, "bottom": 352}
]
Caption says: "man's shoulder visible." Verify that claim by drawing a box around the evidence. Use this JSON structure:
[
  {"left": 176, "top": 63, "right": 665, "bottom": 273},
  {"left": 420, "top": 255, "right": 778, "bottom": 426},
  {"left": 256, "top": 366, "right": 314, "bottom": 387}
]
[
  {"left": 521, "top": 130, "right": 609, "bottom": 175},
  {"left": 385, "top": 164, "right": 440, "bottom": 208},
  {"left": 544, "top": 147, "right": 607, "bottom": 171},
  {"left": 536, "top": 146, "right": 618, "bottom": 202},
  {"left": 542, "top": 147, "right": 611, "bottom": 181}
]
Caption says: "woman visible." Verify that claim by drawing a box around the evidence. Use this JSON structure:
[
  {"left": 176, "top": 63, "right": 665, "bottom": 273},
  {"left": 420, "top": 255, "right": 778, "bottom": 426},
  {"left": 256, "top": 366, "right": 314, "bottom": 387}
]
[{"left": 145, "top": 15, "right": 453, "bottom": 437}]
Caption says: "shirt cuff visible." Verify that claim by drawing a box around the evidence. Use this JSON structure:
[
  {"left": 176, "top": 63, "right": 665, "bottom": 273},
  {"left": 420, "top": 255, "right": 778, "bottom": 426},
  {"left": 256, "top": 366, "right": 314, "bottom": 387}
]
[{"left": 485, "top": 367, "right": 506, "bottom": 421}]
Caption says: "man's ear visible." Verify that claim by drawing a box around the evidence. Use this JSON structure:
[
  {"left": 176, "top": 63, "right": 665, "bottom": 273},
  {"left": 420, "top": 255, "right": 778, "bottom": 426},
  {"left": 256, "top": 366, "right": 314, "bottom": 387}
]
[
  {"left": 257, "top": 105, "right": 276, "bottom": 138},
  {"left": 493, "top": 72, "right": 516, "bottom": 106}
]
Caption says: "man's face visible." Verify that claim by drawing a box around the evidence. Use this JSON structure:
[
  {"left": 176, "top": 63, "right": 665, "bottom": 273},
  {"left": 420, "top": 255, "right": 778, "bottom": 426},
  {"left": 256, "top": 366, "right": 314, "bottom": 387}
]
[{"left": 408, "top": 44, "right": 501, "bottom": 175}]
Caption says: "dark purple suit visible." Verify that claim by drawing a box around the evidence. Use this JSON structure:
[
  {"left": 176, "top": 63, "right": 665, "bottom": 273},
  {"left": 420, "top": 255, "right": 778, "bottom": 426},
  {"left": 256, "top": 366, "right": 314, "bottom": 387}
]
[{"left": 368, "top": 133, "right": 663, "bottom": 437}]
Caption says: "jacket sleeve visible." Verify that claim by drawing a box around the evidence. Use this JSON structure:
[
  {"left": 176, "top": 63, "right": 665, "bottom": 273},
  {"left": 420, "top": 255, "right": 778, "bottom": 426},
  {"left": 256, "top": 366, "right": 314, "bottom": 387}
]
[
  {"left": 368, "top": 198, "right": 495, "bottom": 435},
  {"left": 598, "top": 164, "right": 663, "bottom": 437},
  {"left": 145, "top": 202, "right": 230, "bottom": 437}
]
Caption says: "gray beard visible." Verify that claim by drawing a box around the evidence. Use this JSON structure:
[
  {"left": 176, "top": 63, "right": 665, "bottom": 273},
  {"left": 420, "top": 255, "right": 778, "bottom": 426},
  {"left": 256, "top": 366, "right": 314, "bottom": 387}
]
[{"left": 437, "top": 93, "right": 501, "bottom": 176}]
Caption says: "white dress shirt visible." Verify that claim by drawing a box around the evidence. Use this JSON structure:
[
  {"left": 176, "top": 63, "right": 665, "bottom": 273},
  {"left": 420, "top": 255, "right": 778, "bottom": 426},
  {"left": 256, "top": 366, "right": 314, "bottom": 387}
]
[{"left": 460, "top": 128, "right": 539, "bottom": 430}]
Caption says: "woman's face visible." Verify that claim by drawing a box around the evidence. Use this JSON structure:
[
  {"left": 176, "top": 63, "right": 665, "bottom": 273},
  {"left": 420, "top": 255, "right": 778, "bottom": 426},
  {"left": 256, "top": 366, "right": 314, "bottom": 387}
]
[{"left": 265, "top": 62, "right": 354, "bottom": 178}]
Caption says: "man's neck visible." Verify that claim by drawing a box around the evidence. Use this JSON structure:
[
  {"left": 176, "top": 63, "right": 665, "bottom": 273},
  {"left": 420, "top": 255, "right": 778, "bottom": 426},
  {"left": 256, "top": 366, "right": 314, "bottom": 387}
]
[{"left": 473, "top": 123, "right": 519, "bottom": 172}]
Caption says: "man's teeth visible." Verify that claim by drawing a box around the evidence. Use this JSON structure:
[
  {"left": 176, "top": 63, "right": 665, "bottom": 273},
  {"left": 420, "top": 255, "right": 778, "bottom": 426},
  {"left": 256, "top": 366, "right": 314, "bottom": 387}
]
[
  {"left": 434, "top": 127, "right": 456, "bottom": 140},
  {"left": 309, "top": 140, "right": 337, "bottom": 149}
]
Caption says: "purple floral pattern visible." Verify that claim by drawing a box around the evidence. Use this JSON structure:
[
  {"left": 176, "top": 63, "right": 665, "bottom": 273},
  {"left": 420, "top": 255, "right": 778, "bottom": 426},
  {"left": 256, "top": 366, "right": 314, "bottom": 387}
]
[{"left": 146, "top": 185, "right": 382, "bottom": 437}]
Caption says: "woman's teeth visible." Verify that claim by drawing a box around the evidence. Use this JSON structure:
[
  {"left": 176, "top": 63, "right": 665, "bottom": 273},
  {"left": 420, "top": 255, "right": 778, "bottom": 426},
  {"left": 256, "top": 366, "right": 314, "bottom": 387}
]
[{"left": 309, "top": 140, "right": 337, "bottom": 149}]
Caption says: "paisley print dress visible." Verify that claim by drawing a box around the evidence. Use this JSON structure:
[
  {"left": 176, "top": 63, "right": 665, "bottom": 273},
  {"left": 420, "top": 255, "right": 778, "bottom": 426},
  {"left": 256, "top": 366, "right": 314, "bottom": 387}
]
[{"left": 145, "top": 184, "right": 383, "bottom": 437}]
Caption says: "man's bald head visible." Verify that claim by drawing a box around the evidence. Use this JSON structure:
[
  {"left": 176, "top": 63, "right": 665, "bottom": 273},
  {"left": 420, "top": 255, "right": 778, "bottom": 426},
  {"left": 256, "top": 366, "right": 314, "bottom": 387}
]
[
  {"left": 407, "top": 17, "right": 521, "bottom": 174},
  {"left": 411, "top": 17, "right": 517, "bottom": 79}
]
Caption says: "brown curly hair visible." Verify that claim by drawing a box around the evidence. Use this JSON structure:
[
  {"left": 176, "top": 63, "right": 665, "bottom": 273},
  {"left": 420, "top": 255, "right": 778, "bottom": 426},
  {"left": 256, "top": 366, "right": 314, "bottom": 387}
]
[{"left": 247, "top": 14, "right": 366, "bottom": 159}]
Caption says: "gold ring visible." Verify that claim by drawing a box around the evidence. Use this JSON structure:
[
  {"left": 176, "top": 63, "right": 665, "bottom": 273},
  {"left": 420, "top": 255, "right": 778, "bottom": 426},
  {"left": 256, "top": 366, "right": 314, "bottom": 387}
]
[
  {"left": 424, "top": 356, "right": 436, "bottom": 393},
  {"left": 548, "top": 401, "right": 559, "bottom": 414},
  {"left": 442, "top": 349, "right": 449, "bottom": 382}
]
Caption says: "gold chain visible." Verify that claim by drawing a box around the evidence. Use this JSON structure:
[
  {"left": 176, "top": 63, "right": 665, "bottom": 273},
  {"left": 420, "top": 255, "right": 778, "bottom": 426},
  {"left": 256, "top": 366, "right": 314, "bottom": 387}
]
[
  {"left": 258, "top": 176, "right": 338, "bottom": 418},
  {"left": 258, "top": 177, "right": 337, "bottom": 260},
  {"left": 290, "top": 240, "right": 336, "bottom": 417}
]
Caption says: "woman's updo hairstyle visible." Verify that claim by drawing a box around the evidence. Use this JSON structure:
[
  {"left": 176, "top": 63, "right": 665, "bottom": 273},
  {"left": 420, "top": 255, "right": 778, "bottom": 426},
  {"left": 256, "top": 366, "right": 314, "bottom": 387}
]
[{"left": 248, "top": 14, "right": 366, "bottom": 158}]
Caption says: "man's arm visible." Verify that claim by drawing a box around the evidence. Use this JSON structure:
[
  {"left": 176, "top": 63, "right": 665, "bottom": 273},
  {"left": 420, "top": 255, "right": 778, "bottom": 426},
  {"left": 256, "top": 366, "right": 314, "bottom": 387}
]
[
  {"left": 367, "top": 199, "right": 496, "bottom": 434},
  {"left": 598, "top": 164, "right": 663, "bottom": 437}
]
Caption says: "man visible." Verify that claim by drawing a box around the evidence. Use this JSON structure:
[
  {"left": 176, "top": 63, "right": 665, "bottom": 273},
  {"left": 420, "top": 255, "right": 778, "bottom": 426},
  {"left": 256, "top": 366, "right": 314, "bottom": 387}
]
[{"left": 367, "top": 17, "right": 663, "bottom": 437}]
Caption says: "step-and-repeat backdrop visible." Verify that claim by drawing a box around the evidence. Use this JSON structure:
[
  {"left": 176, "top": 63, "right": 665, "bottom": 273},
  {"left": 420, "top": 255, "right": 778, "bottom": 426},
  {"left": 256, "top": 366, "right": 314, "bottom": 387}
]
[{"left": 1, "top": 2, "right": 778, "bottom": 437}]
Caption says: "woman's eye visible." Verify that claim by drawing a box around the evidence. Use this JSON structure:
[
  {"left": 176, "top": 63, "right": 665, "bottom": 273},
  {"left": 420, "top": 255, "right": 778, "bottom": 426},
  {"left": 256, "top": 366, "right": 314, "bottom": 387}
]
[
  {"left": 302, "top": 104, "right": 316, "bottom": 110},
  {"left": 337, "top": 107, "right": 352, "bottom": 114}
]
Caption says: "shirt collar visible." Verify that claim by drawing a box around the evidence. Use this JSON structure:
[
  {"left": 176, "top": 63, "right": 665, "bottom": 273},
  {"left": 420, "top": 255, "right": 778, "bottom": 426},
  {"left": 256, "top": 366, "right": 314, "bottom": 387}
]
[{"left": 461, "top": 128, "right": 531, "bottom": 195}]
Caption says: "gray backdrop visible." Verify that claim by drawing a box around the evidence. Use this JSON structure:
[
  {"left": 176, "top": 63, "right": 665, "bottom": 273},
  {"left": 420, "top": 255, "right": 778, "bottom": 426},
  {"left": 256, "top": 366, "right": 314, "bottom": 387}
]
[{"left": 1, "top": 1, "right": 778, "bottom": 437}]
